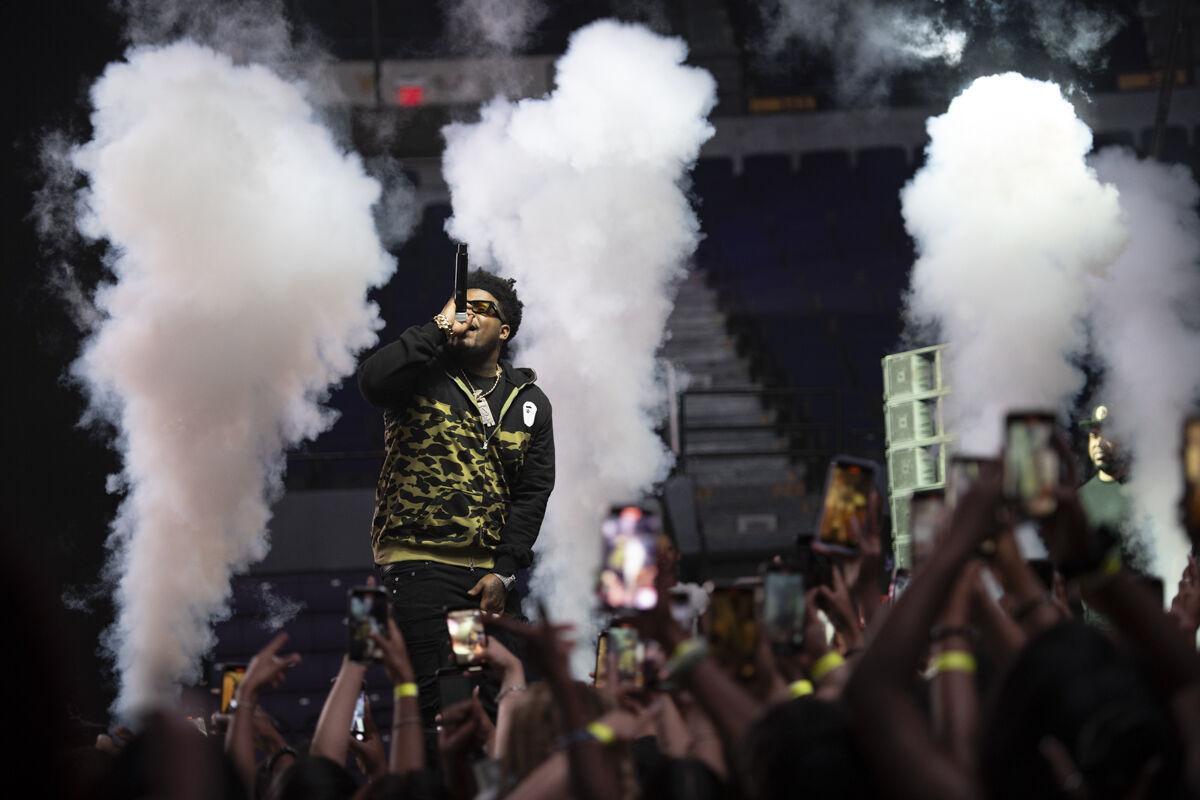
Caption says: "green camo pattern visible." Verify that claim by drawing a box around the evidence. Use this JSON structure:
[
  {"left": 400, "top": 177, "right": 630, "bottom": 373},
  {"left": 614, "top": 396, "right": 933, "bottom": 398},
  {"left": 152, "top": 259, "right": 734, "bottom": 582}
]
[{"left": 371, "top": 393, "right": 531, "bottom": 555}]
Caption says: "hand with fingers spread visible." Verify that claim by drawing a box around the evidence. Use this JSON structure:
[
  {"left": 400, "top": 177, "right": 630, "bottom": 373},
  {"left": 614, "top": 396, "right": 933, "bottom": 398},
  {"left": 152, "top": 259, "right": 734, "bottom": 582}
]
[{"left": 486, "top": 611, "right": 575, "bottom": 683}]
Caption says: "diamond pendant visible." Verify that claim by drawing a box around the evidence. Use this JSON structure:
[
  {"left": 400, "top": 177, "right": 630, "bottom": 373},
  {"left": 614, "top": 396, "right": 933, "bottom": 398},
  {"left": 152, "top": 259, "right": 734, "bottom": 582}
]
[{"left": 475, "top": 394, "right": 495, "bottom": 427}]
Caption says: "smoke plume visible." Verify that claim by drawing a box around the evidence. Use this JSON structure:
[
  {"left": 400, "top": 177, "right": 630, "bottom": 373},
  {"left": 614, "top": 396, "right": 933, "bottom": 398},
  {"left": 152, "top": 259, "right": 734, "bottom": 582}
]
[
  {"left": 902, "top": 73, "right": 1126, "bottom": 454},
  {"left": 442, "top": 19, "right": 715, "bottom": 670},
  {"left": 443, "top": 0, "right": 548, "bottom": 54},
  {"left": 1089, "top": 148, "right": 1200, "bottom": 585},
  {"left": 68, "top": 40, "right": 396, "bottom": 718},
  {"left": 758, "top": 0, "right": 966, "bottom": 104}
]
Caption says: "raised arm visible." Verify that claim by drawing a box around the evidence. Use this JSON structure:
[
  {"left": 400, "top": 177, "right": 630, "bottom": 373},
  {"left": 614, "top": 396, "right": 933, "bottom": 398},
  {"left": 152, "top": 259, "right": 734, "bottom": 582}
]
[
  {"left": 225, "top": 633, "right": 301, "bottom": 794},
  {"left": 359, "top": 297, "right": 468, "bottom": 407},
  {"left": 309, "top": 656, "right": 368, "bottom": 765},
  {"left": 843, "top": 468, "right": 1002, "bottom": 800}
]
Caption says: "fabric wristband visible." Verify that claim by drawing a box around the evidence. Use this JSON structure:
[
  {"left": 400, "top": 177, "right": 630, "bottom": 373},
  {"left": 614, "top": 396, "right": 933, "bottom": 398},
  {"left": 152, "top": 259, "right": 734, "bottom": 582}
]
[
  {"left": 586, "top": 721, "right": 616, "bottom": 745},
  {"left": 559, "top": 721, "right": 617, "bottom": 750},
  {"left": 394, "top": 682, "right": 419, "bottom": 700},
  {"left": 789, "top": 679, "right": 814, "bottom": 698},
  {"left": 931, "top": 650, "right": 977, "bottom": 675},
  {"left": 664, "top": 638, "right": 709, "bottom": 680},
  {"left": 811, "top": 651, "right": 846, "bottom": 682}
]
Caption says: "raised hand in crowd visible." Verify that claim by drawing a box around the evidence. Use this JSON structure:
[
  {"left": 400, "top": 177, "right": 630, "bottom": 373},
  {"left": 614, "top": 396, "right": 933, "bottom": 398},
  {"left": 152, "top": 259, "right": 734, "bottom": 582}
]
[
  {"left": 348, "top": 694, "right": 387, "bottom": 780},
  {"left": 225, "top": 631, "right": 300, "bottom": 793},
  {"left": 438, "top": 689, "right": 496, "bottom": 800},
  {"left": 370, "top": 617, "right": 424, "bottom": 776},
  {"left": 479, "top": 631, "right": 527, "bottom": 760},
  {"left": 1169, "top": 554, "right": 1200, "bottom": 639}
]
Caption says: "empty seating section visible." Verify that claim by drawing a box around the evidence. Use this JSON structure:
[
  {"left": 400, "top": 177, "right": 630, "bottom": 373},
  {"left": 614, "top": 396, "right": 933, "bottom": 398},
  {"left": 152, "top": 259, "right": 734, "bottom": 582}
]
[{"left": 211, "top": 571, "right": 394, "bottom": 739}]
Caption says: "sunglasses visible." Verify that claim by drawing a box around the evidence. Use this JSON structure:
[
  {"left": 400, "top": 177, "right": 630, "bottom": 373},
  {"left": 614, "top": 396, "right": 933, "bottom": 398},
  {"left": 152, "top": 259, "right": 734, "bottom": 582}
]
[{"left": 466, "top": 299, "right": 505, "bottom": 321}]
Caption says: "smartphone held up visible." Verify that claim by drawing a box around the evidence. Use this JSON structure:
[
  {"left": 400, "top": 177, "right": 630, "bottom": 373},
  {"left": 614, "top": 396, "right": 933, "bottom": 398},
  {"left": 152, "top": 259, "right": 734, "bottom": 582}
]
[
  {"left": 597, "top": 505, "right": 661, "bottom": 613},
  {"left": 348, "top": 586, "right": 388, "bottom": 662},
  {"left": 815, "top": 456, "right": 878, "bottom": 555},
  {"left": 1002, "top": 412, "right": 1062, "bottom": 519},
  {"left": 446, "top": 607, "right": 488, "bottom": 668}
]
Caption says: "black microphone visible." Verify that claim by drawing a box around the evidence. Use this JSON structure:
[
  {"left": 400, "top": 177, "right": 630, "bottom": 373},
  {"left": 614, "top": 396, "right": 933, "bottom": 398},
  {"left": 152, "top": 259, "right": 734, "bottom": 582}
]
[{"left": 454, "top": 243, "right": 469, "bottom": 324}]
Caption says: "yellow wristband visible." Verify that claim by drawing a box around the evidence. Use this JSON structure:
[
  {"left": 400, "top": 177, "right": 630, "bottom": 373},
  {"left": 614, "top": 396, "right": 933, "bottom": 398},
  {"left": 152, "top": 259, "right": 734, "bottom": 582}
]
[
  {"left": 394, "top": 682, "right": 419, "bottom": 700},
  {"left": 811, "top": 651, "right": 846, "bottom": 682},
  {"left": 789, "top": 679, "right": 814, "bottom": 698},
  {"left": 931, "top": 650, "right": 976, "bottom": 675},
  {"left": 586, "top": 721, "right": 616, "bottom": 745}
]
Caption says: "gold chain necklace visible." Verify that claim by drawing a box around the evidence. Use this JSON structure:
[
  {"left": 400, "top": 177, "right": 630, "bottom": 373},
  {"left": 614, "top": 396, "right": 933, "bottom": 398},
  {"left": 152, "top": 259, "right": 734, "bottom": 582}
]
[{"left": 461, "top": 366, "right": 502, "bottom": 426}]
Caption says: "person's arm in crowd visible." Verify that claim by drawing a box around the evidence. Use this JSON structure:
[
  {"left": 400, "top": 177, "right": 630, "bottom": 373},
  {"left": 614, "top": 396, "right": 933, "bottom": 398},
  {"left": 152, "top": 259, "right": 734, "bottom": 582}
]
[
  {"left": 309, "top": 656, "right": 368, "bottom": 765},
  {"left": 990, "top": 526, "right": 1066, "bottom": 637},
  {"left": 633, "top": 588, "right": 763, "bottom": 753},
  {"left": 970, "top": 568, "right": 1026, "bottom": 667},
  {"left": 816, "top": 565, "right": 867, "bottom": 655},
  {"left": 370, "top": 619, "right": 425, "bottom": 775},
  {"left": 503, "top": 707, "right": 641, "bottom": 800},
  {"left": 1168, "top": 554, "right": 1200, "bottom": 640},
  {"left": 358, "top": 297, "right": 466, "bottom": 407},
  {"left": 225, "top": 632, "right": 301, "bottom": 794},
  {"left": 1043, "top": 490, "right": 1200, "bottom": 692},
  {"left": 929, "top": 562, "right": 981, "bottom": 771},
  {"left": 487, "top": 612, "right": 624, "bottom": 800},
  {"left": 481, "top": 634, "right": 526, "bottom": 760},
  {"left": 850, "top": 490, "right": 886, "bottom": 626},
  {"left": 844, "top": 467, "right": 1002, "bottom": 800},
  {"left": 678, "top": 695, "right": 728, "bottom": 779},
  {"left": 438, "top": 691, "right": 495, "bottom": 800}
]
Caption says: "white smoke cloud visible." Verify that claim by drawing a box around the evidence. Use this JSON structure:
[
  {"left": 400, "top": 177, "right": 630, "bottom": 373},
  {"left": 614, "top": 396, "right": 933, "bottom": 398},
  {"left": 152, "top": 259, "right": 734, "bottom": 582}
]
[
  {"left": 759, "top": 0, "right": 967, "bottom": 104},
  {"left": 902, "top": 73, "right": 1127, "bottom": 454},
  {"left": 69, "top": 40, "right": 396, "bottom": 718},
  {"left": 443, "top": 0, "right": 548, "bottom": 54},
  {"left": 1089, "top": 148, "right": 1200, "bottom": 585},
  {"left": 442, "top": 19, "right": 715, "bottom": 671},
  {"left": 255, "top": 582, "right": 306, "bottom": 631},
  {"left": 1025, "top": 0, "right": 1121, "bottom": 69}
]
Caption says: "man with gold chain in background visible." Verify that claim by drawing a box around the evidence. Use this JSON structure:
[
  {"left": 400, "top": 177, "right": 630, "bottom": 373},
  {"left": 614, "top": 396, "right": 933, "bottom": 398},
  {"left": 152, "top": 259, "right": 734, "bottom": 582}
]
[{"left": 358, "top": 268, "right": 554, "bottom": 732}]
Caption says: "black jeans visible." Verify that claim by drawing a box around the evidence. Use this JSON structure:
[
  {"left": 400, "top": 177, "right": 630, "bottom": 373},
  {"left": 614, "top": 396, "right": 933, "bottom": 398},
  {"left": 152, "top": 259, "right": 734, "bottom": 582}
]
[{"left": 379, "top": 561, "right": 526, "bottom": 760}]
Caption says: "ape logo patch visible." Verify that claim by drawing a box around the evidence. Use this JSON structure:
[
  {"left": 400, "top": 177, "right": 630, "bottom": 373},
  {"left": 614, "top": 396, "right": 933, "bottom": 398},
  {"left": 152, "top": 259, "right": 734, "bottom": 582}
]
[{"left": 523, "top": 401, "right": 537, "bottom": 427}]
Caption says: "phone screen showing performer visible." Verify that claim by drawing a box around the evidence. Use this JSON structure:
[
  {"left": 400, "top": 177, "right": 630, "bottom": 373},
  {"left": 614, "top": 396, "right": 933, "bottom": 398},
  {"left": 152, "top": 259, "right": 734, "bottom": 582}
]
[
  {"left": 446, "top": 608, "right": 487, "bottom": 666},
  {"left": 761, "top": 570, "right": 805, "bottom": 649},
  {"left": 1184, "top": 416, "right": 1200, "bottom": 534},
  {"left": 219, "top": 664, "right": 246, "bottom": 714},
  {"left": 1003, "top": 412, "right": 1061, "bottom": 518},
  {"left": 597, "top": 506, "right": 660, "bottom": 612},
  {"left": 815, "top": 457, "right": 878, "bottom": 555},
  {"left": 706, "top": 583, "right": 760, "bottom": 683},
  {"left": 351, "top": 691, "right": 367, "bottom": 741},
  {"left": 348, "top": 587, "right": 387, "bottom": 662},
  {"left": 594, "top": 627, "right": 643, "bottom": 689}
]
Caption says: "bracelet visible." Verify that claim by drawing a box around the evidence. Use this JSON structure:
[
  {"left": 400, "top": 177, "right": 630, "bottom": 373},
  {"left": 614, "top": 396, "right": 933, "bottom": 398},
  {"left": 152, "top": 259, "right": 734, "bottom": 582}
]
[
  {"left": 811, "top": 651, "right": 846, "bottom": 682},
  {"left": 265, "top": 746, "right": 298, "bottom": 773},
  {"left": 496, "top": 684, "right": 527, "bottom": 703},
  {"left": 1012, "top": 593, "right": 1056, "bottom": 623},
  {"left": 664, "top": 638, "right": 709, "bottom": 680},
  {"left": 930, "top": 650, "right": 977, "bottom": 675},
  {"left": 432, "top": 314, "right": 452, "bottom": 336},
  {"left": 929, "top": 624, "right": 979, "bottom": 644},
  {"left": 393, "top": 682, "right": 419, "bottom": 700},
  {"left": 789, "top": 679, "right": 814, "bottom": 698}
]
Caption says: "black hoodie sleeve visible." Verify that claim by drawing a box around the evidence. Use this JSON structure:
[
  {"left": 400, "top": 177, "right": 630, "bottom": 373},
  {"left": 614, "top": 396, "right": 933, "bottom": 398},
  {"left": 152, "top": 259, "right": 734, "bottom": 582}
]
[
  {"left": 358, "top": 322, "right": 446, "bottom": 408},
  {"left": 493, "top": 394, "right": 555, "bottom": 576}
]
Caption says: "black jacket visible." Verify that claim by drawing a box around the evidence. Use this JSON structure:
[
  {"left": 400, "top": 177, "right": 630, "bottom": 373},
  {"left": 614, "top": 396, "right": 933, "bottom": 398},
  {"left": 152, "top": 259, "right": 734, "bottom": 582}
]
[{"left": 358, "top": 321, "right": 554, "bottom": 575}]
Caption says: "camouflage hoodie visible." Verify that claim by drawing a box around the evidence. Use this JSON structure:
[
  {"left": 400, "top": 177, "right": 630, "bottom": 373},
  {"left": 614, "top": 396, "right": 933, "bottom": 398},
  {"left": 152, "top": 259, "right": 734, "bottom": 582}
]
[{"left": 358, "top": 321, "right": 554, "bottom": 575}]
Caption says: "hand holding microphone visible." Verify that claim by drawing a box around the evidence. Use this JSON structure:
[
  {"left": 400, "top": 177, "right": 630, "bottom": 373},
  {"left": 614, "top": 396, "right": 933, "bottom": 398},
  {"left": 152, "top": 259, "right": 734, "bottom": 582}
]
[{"left": 438, "top": 296, "right": 472, "bottom": 340}]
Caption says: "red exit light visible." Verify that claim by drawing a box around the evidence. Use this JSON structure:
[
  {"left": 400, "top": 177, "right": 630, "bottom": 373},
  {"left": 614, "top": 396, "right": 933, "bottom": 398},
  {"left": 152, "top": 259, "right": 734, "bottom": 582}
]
[{"left": 394, "top": 85, "right": 424, "bottom": 107}]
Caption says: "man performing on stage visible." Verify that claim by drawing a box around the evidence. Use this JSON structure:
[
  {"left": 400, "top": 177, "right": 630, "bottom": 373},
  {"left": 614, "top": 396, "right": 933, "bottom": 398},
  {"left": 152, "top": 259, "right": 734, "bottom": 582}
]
[{"left": 357, "top": 268, "right": 554, "bottom": 724}]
